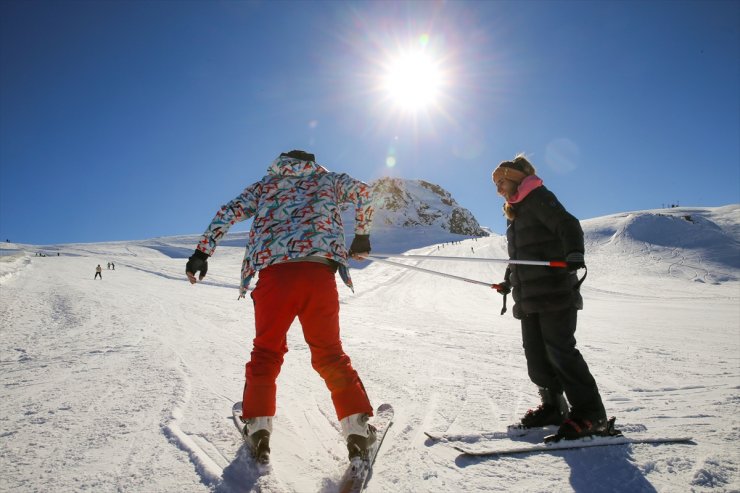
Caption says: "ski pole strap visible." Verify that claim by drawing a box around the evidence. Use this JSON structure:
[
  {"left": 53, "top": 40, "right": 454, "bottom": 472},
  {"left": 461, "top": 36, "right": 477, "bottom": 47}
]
[
  {"left": 500, "top": 292, "right": 507, "bottom": 316},
  {"left": 574, "top": 266, "right": 588, "bottom": 290}
]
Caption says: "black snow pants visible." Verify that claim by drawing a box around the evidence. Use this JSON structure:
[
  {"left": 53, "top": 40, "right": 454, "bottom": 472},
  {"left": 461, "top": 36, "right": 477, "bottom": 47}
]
[{"left": 521, "top": 307, "right": 605, "bottom": 420}]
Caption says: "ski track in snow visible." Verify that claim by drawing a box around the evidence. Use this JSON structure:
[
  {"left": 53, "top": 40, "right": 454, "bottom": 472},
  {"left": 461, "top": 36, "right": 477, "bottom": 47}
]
[{"left": 1, "top": 205, "right": 739, "bottom": 492}]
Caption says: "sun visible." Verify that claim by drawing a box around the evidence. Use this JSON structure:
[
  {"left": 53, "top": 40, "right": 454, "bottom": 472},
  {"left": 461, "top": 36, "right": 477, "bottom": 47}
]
[{"left": 382, "top": 49, "right": 443, "bottom": 112}]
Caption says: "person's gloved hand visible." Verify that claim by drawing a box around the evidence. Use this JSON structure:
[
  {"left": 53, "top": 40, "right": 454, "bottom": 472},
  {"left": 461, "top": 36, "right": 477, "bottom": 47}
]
[
  {"left": 565, "top": 252, "right": 586, "bottom": 272},
  {"left": 186, "top": 249, "right": 209, "bottom": 284},
  {"left": 495, "top": 280, "right": 511, "bottom": 295},
  {"left": 348, "top": 234, "right": 371, "bottom": 259}
]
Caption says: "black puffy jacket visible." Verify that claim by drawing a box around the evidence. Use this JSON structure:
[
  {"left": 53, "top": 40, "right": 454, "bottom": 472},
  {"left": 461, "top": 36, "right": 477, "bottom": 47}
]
[{"left": 504, "top": 185, "right": 584, "bottom": 319}]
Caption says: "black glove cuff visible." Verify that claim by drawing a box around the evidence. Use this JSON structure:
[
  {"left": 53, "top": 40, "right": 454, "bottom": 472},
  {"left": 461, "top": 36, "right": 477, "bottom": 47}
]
[{"left": 348, "top": 235, "right": 371, "bottom": 254}]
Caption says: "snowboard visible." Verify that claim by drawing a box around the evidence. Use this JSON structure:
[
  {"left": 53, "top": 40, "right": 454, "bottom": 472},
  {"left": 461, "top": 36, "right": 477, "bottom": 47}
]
[
  {"left": 424, "top": 424, "right": 558, "bottom": 443},
  {"left": 453, "top": 434, "right": 694, "bottom": 457}
]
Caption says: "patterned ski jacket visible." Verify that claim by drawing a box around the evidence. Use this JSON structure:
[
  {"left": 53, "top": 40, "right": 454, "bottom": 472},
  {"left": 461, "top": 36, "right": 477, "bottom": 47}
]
[{"left": 195, "top": 154, "right": 374, "bottom": 297}]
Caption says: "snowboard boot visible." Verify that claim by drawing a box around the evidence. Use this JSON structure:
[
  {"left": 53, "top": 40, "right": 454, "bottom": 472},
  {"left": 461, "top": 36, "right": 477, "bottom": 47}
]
[
  {"left": 240, "top": 416, "right": 272, "bottom": 464},
  {"left": 520, "top": 387, "right": 569, "bottom": 428},
  {"left": 341, "top": 412, "right": 377, "bottom": 461}
]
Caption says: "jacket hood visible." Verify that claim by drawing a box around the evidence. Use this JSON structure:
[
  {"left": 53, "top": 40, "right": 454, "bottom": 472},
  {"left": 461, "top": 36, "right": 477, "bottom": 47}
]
[{"left": 267, "top": 155, "right": 329, "bottom": 178}]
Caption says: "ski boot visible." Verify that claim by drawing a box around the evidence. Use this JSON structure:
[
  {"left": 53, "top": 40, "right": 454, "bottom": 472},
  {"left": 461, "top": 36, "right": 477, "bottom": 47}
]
[
  {"left": 240, "top": 416, "right": 272, "bottom": 464},
  {"left": 553, "top": 413, "right": 614, "bottom": 441},
  {"left": 520, "top": 387, "right": 569, "bottom": 428},
  {"left": 341, "top": 412, "right": 377, "bottom": 462}
]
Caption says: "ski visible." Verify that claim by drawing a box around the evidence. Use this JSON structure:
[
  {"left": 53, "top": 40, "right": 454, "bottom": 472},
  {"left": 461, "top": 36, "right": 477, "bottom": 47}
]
[
  {"left": 338, "top": 403, "right": 394, "bottom": 493},
  {"left": 425, "top": 421, "right": 650, "bottom": 443},
  {"left": 424, "top": 424, "right": 557, "bottom": 443},
  {"left": 454, "top": 434, "right": 693, "bottom": 457},
  {"left": 231, "top": 401, "right": 271, "bottom": 467}
]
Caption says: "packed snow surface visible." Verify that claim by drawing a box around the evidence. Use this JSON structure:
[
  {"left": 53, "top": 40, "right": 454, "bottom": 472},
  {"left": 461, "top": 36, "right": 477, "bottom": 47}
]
[{"left": 1, "top": 205, "right": 738, "bottom": 492}]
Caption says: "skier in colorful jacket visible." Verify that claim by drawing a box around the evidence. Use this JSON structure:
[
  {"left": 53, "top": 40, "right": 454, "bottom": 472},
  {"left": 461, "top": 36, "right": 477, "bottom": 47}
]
[
  {"left": 492, "top": 155, "right": 608, "bottom": 440},
  {"left": 185, "top": 150, "right": 377, "bottom": 460},
  {"left": 190, "top": 151, "right": 373, "bottom": 298}
]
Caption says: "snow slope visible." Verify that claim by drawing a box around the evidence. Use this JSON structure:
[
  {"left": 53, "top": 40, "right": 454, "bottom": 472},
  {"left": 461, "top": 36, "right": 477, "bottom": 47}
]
[{"left": 1, "top": 205, "right": 738, "bottom": 493}]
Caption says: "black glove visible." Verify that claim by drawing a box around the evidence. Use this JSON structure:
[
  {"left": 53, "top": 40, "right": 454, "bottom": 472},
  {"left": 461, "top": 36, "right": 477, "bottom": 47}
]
[
  {"left": 348, "top": 234, "right": 371, "bottom": 258},
  {"left": 565, "top": 252, "right": 586, "bottom": 272},
  {"left": 494, "top": 280, "right": 511, "bottom": 315},
  {"left": 496, "top": 280, "right": 511, "bottom": 295},
  {"left": 186, "top": 249, "right": 209, "bottom": 283}
]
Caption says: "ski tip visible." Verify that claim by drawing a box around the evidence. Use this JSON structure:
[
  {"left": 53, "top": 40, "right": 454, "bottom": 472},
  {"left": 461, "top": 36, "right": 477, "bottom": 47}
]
[
  {"left": 423, "top": 431, "right": 440, "bottom": 440},
  {"left": 232, "top": 402, "right": 244, "bottom": 422},
  {"left": 376, "top": 403, "right": 393, "bottom": 413}
]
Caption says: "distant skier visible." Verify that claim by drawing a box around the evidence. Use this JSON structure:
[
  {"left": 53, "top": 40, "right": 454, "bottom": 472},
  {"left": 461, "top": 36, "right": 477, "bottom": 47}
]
[
  {"left": 185, "top": 150, "right": 376, "bottom": 462},
  {"left": 492, "top": 155, "right": 608, "bottom": 440},
  {"left": 94, "top": 265, "right": 102, "bottom": 280}
]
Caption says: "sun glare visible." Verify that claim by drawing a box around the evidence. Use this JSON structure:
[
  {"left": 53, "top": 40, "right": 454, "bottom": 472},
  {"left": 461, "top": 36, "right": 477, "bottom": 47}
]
[{"left": 383, "top": 50, "right": 442, "bottom": 112}]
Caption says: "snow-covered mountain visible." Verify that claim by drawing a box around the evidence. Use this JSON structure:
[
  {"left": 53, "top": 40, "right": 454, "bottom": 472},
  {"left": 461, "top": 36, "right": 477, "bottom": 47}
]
[
  {"left": 1, "top": 204, "right": 739, "bottom": 493},
  {"left": 370, "top": 177, "right": 489, "bottom": 237},
  {"left": 114, "top": 176, "right": 492, "bottom": 260}
]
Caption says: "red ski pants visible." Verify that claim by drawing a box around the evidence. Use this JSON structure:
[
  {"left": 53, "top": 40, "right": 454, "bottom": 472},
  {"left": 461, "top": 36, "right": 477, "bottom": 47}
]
[{"left": 242, "top": 261, "right": 373, "bottom": 421}]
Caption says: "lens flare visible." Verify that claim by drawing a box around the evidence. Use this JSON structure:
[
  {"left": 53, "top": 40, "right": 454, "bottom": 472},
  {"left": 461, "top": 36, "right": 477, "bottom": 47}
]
[
  {"left": 383, "top": 49, "right": 442, "bottom": 112},
  {"left": 545, "top": 138, "right": 579, "bottom": 173},
  {"left": 386, "top": 144, "right": 397, "bottom": 168}
]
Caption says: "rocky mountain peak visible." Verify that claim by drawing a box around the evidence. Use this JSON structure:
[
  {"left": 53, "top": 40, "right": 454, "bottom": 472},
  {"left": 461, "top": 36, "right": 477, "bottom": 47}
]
[{"left": 370, "top": 177, "right": 488, "bottom": 237}]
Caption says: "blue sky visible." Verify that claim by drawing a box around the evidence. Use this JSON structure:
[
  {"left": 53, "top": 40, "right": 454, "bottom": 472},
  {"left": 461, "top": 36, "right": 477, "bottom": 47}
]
[{"left": 1, "top": 0, "right": 738, "bottom": 245}]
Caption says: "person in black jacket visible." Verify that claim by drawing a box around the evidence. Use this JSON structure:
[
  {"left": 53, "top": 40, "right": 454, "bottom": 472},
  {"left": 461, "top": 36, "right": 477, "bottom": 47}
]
[{"left": 493, "top": 155, "right": 607, "bottom": 439}]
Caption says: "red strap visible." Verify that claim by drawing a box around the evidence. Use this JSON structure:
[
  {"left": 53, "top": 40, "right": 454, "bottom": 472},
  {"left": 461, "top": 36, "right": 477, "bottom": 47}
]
[{"left": 563, "top": 418, "right": 583, "bottom": 433}]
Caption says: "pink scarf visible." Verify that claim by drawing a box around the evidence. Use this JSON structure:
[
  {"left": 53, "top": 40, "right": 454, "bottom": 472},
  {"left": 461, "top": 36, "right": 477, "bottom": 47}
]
[{"left": 507, "top": 175, "right": 543, "bottom": 204}]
